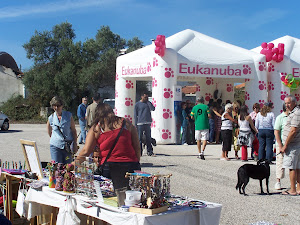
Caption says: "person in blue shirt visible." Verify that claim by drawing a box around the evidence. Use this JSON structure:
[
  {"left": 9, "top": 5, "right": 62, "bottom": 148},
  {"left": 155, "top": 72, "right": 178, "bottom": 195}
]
[
  {"left": 134, "top": 92, "right": 155, "bottom": 156},
  {"left": 77, "top": 97, "right": 88, "bottom": 144},
  {"left": 181, "top": 102, "right": 189, "bottom": 145}
]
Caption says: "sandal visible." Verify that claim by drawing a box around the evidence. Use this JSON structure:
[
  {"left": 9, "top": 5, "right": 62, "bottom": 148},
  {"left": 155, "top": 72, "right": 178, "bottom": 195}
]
[{"left": 281, "top": 190, "right": 297, "bottom": 196}]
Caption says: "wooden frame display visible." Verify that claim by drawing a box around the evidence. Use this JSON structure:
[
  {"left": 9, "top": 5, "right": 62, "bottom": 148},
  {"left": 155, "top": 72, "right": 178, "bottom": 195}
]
[{"left": 20, "top": 139, "right": 44, "bottom": 179}]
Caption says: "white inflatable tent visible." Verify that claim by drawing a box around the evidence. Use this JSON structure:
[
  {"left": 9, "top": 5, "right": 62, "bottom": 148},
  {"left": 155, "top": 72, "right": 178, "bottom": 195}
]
[
  {"left": 252, "top": 35, "right": 300, "bottom": 115},
  {"left": 115, "top": 29, "right": 267, "bottom": 144}
]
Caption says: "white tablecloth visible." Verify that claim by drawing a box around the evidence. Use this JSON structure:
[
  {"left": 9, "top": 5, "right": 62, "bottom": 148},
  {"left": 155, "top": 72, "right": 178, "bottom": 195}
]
[{"left": 25, "top": 187, "right": 222, "bottom": 225}]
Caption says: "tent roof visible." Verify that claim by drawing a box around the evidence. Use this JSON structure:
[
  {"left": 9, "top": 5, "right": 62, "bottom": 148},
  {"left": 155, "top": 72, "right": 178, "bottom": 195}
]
[
  {"left": 118, "top": 29, "right": 261, "bottom": 66},
  {"left": 0, "top": 51, "right": 21, "bottom": 74}
]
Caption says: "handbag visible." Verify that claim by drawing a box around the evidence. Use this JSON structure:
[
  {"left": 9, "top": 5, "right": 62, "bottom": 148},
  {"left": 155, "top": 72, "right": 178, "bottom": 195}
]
[
  {"left": 97, "top": 119, "right": 126, "bottom": 176},
  {"left": 16, "top": 179, "right": 29, "bottom": 218},
  {"left": 56, "top": 125, "right": 77, "bottom": 154}
]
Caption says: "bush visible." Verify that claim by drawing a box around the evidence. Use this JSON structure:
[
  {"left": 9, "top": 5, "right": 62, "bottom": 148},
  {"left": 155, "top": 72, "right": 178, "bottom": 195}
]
[{"left": 0, "top": 95, "right": 45, "bottom": 122}]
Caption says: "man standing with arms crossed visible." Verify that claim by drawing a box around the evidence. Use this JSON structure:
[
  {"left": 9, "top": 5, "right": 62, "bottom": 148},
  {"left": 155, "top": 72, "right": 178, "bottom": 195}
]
[
  {"left": 191, "top": 97, "right": 211, "bottom": 160},
  {"left": 77, "top": 96, "right": 88, "bottom": 144},
  {"left": 280, "top": 95, "right": 300, "bottom": 195},
  {"left": 134, "top": 92, "right": 155, "bottom": 156}
]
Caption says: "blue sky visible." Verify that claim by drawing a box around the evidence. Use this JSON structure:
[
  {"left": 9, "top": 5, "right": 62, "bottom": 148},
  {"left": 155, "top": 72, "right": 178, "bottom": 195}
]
[{"left": 1, "top": 0, "right": 300, "bottom": 71}]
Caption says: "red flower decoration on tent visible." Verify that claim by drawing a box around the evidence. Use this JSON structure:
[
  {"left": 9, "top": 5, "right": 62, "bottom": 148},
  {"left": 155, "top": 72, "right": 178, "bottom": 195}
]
[
  {"left": 260, "top": 42, "right": 284, "bottom": 62},
  {"left": 155, "top": 35, "right": 166, "bottom": 57}
]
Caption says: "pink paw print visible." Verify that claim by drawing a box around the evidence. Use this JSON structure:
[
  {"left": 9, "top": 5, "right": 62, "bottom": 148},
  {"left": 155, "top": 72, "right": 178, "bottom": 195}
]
[
  {"left": 164, "top": 68, "right": 174, "bottom": 78},
  {"left": 163, "top": 88, "right": 173, "bottom": 98},
  {"left": 151, "top": 119, "right": 156, "bottom": 128},
  {"left": 162, "top": 129, "right": 171, "bottom": 139},
  {"left": 258, "top": 100, "right": 265, "bottom": 108},
  {"left": 115, "top": 91, "right": 118, "bottom": 98},
  {"left": 125, "top": 80, "right": 134, "bottom": 89},
  {"left": 268, "top": 82, "right": 274, "bottom": 91},
  {"left": 115, "top": 73, "right": 119, "bottom": 80},
  {"left": 124, "top": 115, "right": 133, "bottom": 123},
  {"left": 268, "top": 63, "right": 275, "bottom": 72},
  {"left": 245, "top": 79, "right": 250, "bottom": 82},
  {"left": 243, "top": 65, "right": 252, "bottom": 75},
  {"left": 163, "top": 109, "right": 173, "bottom": 119},
  {"left": 227, "top": 84, "right": 233, "bottom": 92},
  {"left": 260, "top": 42, "right": 275, "bottom": 62},
  {"left": 205, "top": 93, "right": 212, "bottom": 102},
  {"left": 280, "top": 72, "right": 287, "bottom": 81},
  {"left": 258, "top": 62, "right": 266, "bottom": 71},
  {"left": 147, "top": 62, "right": 151, "bottom": 72},
  {"left": 206, "top": 77, "right": 214, "bottom": 85},
  {"left": 245, "top": 91, "right": 250, "bottom": 101},
  {"left": 280, "top": 91, "right": 288, "bottom": 100},
  {"left": 195, "top": 84, "right": 200, "bottom": 92},
  {"left": 152, "top": 78, "right": 157, "bottom": 87},
  {"left": 295, "top": 94, "right": 300, "bottom": 102},
  {"left": 258, "top": 81, "right": 266, "bottom": 90},
  {"left": 152, "top": 98, "right": 157, "bottom": 107},
  {"left": 125, "top": 98, "right": 133, "bottom": 106},
  {"left": 114, "top": 108, "right": 118, "bottom": 115},
  {"left": 153, "top": 57, "right": 158, "bottom": 67}
]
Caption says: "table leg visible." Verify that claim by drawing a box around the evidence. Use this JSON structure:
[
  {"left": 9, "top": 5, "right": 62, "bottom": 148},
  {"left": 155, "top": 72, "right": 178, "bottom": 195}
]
[
  {"left": 29, "top": 217, "right": 36, "bottom": 225},
  {"left": 50, "top": 207, "right": 58, "bottom": 225},
  {"left": 5, "top": 175, "right": 13, "bottom": 223}
]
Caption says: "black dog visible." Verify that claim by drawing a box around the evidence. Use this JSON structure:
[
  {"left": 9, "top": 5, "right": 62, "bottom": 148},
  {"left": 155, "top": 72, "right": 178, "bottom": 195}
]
[
  {"left": 141, "top": 132, "right": 156, "bottom": 152},
  {"left": 236, "top": 159, "right": 270, "bottom": 196}
]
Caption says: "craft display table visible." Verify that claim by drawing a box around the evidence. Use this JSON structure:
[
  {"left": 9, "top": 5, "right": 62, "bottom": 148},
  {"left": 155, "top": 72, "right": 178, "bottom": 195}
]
[{"left": 25, "top": 186, "right": 222, "bottom": 225}]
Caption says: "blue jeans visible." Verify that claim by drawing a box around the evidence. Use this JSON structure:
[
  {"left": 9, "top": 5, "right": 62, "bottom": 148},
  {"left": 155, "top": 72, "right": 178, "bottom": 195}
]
[
  {"left": 181, "top": 126, "right": 187, "bottom": 144},
  {"left": 79, "top": 119, "right": 87, "bottom": 143},
  {"left": 209, "top": 118, "right": 215, "bottom": 143},
  {"left": 258, "top": 129, "right": 274, "bottom": 161},
  {"left": 137, "top": 124, "right": 153, "bottom": 155},
  {"left": 50, "top": 145, "right": 73, "bottom": 164}
]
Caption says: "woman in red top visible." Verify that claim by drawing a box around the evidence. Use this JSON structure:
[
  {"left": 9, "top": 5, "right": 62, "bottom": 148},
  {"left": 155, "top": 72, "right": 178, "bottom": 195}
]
[{"left": 76, "top": 103, "right": 141, "bottom": 178}]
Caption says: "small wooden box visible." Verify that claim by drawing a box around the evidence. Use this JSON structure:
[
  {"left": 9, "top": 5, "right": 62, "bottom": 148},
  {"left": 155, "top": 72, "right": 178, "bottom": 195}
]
[{"left": 129, "top": 206, "right": 168, "bottom": 215}]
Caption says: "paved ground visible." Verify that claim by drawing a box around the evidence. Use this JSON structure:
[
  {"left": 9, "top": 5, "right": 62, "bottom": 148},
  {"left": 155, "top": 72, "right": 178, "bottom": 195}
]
[{"left": 1, "top": 124, "right": 299, "bottom": 225}]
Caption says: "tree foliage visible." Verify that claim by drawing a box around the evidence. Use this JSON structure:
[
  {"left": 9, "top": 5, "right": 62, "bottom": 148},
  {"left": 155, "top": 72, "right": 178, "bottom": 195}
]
[{"left": 23, "top": 22, "right": 144, "bottom": 112}]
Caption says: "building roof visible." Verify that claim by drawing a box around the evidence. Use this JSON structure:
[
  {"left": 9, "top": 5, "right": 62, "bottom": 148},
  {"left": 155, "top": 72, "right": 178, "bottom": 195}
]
[{"left": 0, "top": 52, "right": 21, "bottom": 75}]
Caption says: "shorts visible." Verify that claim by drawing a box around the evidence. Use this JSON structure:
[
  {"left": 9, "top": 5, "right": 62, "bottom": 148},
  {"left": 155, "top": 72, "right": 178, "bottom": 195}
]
[
  {"left": 195, "top": 129, "right": 209, "bottom": 141},
  {"left": 283, "top": 148, "right": 300, "bottom": 169},
  {"left": 221, "top": 129, "right": 233, "bottom": 151}
]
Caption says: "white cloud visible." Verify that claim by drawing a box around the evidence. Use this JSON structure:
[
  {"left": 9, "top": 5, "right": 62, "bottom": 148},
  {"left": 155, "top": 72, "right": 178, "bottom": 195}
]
[{"left": 0, "top": 0, "right": 122, "bottom": 19}]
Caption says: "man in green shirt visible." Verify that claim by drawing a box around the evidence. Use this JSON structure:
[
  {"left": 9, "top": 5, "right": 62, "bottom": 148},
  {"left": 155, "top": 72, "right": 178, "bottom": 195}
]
[{"left": 191, "top": 97, "right": 211, "bottom": 160}]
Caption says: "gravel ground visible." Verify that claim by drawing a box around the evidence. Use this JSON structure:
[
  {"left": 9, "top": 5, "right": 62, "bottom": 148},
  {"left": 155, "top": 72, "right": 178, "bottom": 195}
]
[{"left": 0, "top": 124, "right": 299, "bottom": 225}]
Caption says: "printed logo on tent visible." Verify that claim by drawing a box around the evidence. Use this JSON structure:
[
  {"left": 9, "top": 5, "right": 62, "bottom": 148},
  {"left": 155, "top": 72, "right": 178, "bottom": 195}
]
[
  {"left": 268, "top": 63, "right": 275, "bottom": 72},
  {"left": 268, "top": 82, "right": 274, "bottom": 91},
  {"left": 280, "top": 72, "right": 287, "bottom": 81},
  {"left": 258, "top": 100, "right": 265, "bottom": 108},
  {"left": 152, "top": 78, "right": 157, "bottom": 87},
  {"left": 258, "top": 62, "right": 266, "bottom": 71},
  {"left": 164, "top": 68, "right": 174, "bottom": 78},
  {"left": 243, "top": 65, "right": 252, "bottom": 75},
  {"left": 115, "top": 108, "right": 118, "bottom": 115},
  {"left": 226, "top": 84, "right": 233, "bottom": 92},
  {"left": 163, "top": 88, "right": 173, "bottom": 98},
  {"left": 195, "top": 84, "right": 200, "bottom": 92},
  {"left": 205, "top": 93, "right": 212, "bottom": 102},
  {"left": 124, "top": 115, "right": 132, "bottom": 123},
  {"left": 153, "top": 57, "right": 158, "bottom": 67},
  {"left": 152, "top": 98, "right": 157, "bottom": 107},
  {"left": 125, "top": 80, "right": 134, "bottom": 89},
  {"left": 125, "top": 98, "right": 133, "bottom": 106},
  {"left": 162, "top": 129, "right": 171, "bottom": 139},
  {"left": 151, "top": 119, "right": 156, "bottom": 128},
  {"left": 115, "top": 73, "right": 119, "bottom": 80},
  {"left": 280, "top": 91, "right": 288, "bottom": 100},
  {"left": 147, "top": 62, "right": 151, "bottom": 72},
  {"left": 163, "top": 109, "right": 172, "bottom": 119},
  {"left": 295, "top": 94, "right": 300, "bottom": 102},
  {"left": 245, "top": 91, "right": 250, "bottom": 101},
  {"left": 115, "top": 91, "right": 118, "bottom": 98},
  {"left": 245, "top": 78, "right": 250, "bottom": 82},
  {"left": 206, "top": 77, "right": 214, "bottom": 85},
  {"left": 258, "top": 81, "right": 266, "bottom": 90}
]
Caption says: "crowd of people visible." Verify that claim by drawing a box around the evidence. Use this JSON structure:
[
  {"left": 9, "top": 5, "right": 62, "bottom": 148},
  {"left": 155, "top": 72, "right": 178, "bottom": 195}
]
[{"left": 46, "top": 93, "right": 300, "bottom": 196}]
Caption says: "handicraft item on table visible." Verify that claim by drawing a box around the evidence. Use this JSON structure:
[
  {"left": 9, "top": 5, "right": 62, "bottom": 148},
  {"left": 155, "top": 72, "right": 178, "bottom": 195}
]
[
  {"left": 55, "top": 163, "right": 65, "bottom": 191},
  {"left": 63, "top": 163, "right": 75, "bottom": 193}
]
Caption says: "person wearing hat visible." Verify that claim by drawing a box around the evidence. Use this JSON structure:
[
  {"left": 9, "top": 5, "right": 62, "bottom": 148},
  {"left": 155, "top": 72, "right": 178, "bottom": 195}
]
[{"left": 255, "top": 102, "right": 275, "bottom": 162}]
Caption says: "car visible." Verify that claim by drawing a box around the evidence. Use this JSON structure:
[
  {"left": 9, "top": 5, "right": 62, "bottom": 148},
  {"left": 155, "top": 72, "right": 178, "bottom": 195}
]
[
  {"left": 103, "top": 99, "right": 115, "bottom": 109},
  {"left": 0, "top": 111, "right": 9, "bottom": 131}
]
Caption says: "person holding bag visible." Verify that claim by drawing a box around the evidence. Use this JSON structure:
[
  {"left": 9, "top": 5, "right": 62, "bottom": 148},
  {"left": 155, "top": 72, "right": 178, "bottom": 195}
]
[
  {"left": 75, "top": 103, "right": 141, "bottom": 179},
  {"left": 47, "top": 96, "right": 78, "bottom": 164}
]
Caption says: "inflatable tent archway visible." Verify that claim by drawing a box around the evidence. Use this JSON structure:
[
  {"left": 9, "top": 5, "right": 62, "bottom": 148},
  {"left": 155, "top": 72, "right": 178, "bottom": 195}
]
[{"left": 115, "top": 29, "right": 267, "bottom": 144}]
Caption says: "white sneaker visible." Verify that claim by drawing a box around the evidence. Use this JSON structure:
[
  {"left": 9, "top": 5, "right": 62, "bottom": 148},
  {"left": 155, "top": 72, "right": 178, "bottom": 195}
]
[
  {"left": 274, "top": 182, "right": 281, "bottom": 190},
  {"left": 183, "top": 143, "right": 188, "bottom": 146}
]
